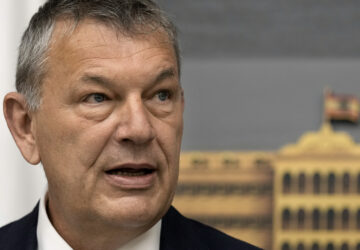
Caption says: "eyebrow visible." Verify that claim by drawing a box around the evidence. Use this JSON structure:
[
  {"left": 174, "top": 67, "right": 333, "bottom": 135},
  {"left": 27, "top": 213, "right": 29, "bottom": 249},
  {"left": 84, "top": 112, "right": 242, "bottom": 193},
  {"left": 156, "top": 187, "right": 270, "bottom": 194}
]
[
  {"left": 80, "top": 74, "right": 114, "bottom": 88},
  {"left": 153, "top": 68, "right": 177, "bottom": 84},
  {"left": 80, "top": 67, "right": 178, "bottom": 88}
]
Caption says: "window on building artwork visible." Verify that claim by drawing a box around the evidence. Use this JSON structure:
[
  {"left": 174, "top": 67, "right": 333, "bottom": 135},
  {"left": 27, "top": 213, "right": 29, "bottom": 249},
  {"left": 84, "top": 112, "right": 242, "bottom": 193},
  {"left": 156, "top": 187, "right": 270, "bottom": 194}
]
[
  {"left": 328, "top": 173, "right": 336, "bottom": 194},
  {"left": 282, "top": 243, "right": 291, "bottom": 250},
  {"left": 282, "top": 209, "right": 291, "bottom": 229},
  {"left": 283, "top": 173, "right": 292, "bottom": 193},
  {"left": 326, "top": 243, "right": 334, "bottom": 250},
  {"left": 343, "top": 173, "right": 350, "bottom": 193},
  {"left": 223, "top": 158, "right": 239, "bottom": 169},
  {"left": 313, "top": 173, "right": 321, "bottom": 194},
  {"left": 298, "top": 173, "right": 306, "bottom": 193},
  {"left": 357, "top": 210, "right": 360, "bottom": 229},
  {"left": 341, "top": 243, "right": 349, "bottom": 250},
  {"left": 191, "top": 158, "right": 208, "bottom": 169},
  {"left": 327, "top": 209, "right": 335, "bottom": 230},
  {"left": 312, "top": 209, "right": 320, "bottom": 230},
  {"left": 342, "top": 209, "right": 349, "bottom": 229},
  {"left": 311, "top": 243, "right": 320, "bottom": 250},
  {"left": 254, "top": 158, "right": 271, "bottom": 169},
  {"left": 297, "top": 243, "right": 305, "bottom": 250},
  {"left": 298, "top": 209, "right": 305, "bottom": 229}
]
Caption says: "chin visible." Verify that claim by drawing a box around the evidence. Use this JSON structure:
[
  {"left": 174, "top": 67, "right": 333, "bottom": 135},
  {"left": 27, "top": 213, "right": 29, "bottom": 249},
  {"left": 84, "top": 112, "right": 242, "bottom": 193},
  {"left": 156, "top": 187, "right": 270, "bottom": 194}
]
[{"left": 97, "top": 195, "right": 168, "bottom": 229}]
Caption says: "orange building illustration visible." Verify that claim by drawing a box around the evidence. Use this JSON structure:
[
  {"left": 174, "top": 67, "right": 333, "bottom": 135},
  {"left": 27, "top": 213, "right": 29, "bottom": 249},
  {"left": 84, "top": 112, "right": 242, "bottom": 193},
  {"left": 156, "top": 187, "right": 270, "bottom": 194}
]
[{"left": 173, "top": 123, "right": 360, "bottom": 250}]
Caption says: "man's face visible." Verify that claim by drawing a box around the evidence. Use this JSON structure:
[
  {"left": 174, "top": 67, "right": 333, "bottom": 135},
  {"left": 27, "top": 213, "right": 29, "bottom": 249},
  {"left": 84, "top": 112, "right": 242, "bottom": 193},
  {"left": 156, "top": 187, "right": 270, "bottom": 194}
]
[{"left": 31, "top": 19, "right": 184, "bottom": 230}]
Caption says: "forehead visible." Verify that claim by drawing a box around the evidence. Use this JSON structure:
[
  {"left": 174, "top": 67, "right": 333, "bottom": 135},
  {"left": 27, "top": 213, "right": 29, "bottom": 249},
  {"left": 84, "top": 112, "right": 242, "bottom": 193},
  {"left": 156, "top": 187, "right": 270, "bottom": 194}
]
[{"left": 47, "top": 18, "right": 177, "bottom": 67}]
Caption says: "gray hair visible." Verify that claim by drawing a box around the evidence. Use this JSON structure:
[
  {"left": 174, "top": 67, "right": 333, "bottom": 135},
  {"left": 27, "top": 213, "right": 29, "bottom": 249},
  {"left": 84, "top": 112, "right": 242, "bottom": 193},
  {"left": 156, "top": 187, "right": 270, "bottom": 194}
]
[{"left": 16, "top": 0, "right": 180, "bottom": 111}]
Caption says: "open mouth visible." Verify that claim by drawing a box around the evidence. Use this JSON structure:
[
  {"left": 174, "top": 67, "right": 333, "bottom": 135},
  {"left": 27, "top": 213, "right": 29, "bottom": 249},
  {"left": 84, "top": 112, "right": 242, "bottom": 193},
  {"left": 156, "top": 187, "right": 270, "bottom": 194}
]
[
  {"left": 105, "top": 168, "right": 155, "bottom": 177},
  {"left": 104, "top": 164, "right": 157, "bottom": 188}
]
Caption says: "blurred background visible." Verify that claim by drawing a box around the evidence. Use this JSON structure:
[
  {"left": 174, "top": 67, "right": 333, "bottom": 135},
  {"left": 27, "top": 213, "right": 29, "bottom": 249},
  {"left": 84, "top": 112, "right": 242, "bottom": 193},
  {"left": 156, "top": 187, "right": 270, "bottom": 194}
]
[{"left": 1, "top": 0, "right": 360, "bottom": 249}]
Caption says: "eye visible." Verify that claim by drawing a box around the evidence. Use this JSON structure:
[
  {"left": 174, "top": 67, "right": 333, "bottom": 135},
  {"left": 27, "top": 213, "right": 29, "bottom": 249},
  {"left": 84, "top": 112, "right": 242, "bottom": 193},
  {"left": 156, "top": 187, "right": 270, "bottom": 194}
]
[
  {"left": 156, "top": 90, "right": 171, "bottom": 102},
  {"left": 84, "top": 93, "right": 109, "bottom": 103}
]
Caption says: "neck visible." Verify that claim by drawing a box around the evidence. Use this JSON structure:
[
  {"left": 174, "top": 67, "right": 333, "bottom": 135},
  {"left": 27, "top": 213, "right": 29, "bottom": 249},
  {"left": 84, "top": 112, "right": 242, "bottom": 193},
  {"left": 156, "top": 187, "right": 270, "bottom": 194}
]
[{"left": 46, "top": 198, "right": 154, "bottom": 250}]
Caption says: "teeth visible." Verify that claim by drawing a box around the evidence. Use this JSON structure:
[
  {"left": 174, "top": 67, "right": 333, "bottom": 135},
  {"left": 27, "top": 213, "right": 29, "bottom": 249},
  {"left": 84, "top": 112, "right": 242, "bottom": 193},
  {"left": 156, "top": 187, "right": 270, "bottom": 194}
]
[
  {"left": 116, "top": 170, "right": 146, "bottom": 176},
  {"left": 108, "top": 169, "right": 152, "bottom": 176}
]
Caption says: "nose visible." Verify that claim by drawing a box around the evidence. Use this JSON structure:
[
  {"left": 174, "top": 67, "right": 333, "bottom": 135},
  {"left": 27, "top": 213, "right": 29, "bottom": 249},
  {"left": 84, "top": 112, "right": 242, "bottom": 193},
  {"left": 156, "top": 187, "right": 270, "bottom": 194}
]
[{"left": 114, "top": 96, "right": 155, "bottom": 145}]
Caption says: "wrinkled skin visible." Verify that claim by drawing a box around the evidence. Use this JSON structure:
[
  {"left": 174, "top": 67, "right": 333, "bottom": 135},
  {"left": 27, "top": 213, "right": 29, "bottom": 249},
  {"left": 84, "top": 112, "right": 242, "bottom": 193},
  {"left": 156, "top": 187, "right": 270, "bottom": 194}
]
[{"left": 9, "top": 18, "right": 184, "bottom": 249}]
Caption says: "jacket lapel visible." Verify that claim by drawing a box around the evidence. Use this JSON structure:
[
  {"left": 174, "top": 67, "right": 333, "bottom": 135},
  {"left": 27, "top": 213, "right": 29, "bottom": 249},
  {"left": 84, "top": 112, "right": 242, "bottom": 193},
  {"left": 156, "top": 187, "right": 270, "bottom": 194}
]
[
  {"left": 160, "top": 206, "right": 206, "bottom": 250},
  {"left": 0, "top": 203, "right": 38, "bottom": 250}
]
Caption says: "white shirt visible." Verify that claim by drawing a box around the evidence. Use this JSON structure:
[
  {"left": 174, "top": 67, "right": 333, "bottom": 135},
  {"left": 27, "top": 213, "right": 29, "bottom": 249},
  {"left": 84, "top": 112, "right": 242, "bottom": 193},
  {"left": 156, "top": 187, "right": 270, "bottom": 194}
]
[{"left": 36, "top": 189, "right": 162, "bottom": 250}]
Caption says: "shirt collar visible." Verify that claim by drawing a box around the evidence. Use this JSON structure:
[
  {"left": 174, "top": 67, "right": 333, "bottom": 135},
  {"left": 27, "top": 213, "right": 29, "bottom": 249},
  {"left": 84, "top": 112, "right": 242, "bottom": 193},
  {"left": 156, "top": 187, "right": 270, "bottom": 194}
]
[{"left": 36, "top": 187, "right": 162, "bottom": 250}]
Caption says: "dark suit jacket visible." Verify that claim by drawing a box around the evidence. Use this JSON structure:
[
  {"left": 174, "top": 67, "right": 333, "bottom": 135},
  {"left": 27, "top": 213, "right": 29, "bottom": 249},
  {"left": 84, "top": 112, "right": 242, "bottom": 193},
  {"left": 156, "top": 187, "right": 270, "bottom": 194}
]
[{"left": 0, "top": 204, "right": 261, "bottom": 250}]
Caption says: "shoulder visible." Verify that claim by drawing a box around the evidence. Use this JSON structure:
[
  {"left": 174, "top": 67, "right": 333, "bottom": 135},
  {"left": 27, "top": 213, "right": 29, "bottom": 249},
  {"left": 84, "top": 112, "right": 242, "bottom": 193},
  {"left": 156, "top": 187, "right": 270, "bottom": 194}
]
[
  {"left": 161, "top": 206, "right": 262, "bottom": 250},
  {"left": 0, "top": 204, "right": 39, "bottom": 250}
]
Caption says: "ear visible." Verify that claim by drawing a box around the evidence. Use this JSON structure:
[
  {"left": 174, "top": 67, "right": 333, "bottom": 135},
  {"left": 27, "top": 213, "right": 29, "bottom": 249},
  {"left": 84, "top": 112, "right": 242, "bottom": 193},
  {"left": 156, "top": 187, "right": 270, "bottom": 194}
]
[{"left": 3, "top": 92, "right": 40, "bottom": 165}]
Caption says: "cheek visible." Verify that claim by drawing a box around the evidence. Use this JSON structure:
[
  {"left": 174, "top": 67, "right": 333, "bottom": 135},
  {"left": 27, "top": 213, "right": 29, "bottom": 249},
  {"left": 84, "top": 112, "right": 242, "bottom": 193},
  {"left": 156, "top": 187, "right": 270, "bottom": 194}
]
[
  {"left": 155, "top": 116, "right": 183, "bottom": 176},
  {"left": 66, "top": 120, "right": 116, "bottom": 169},
  {"left": 35, "top": 111, "right": 114, "bottom": 174}
]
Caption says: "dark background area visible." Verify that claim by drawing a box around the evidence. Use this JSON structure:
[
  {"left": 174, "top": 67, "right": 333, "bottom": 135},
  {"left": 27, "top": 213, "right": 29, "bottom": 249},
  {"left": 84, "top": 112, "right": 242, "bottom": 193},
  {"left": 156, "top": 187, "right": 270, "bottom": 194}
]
[
  {"left": 159, "top": 0, "right": 360, "bottom": 58},
  {"left": 156, "top": 0, "right": 360, "bottom": 151}
]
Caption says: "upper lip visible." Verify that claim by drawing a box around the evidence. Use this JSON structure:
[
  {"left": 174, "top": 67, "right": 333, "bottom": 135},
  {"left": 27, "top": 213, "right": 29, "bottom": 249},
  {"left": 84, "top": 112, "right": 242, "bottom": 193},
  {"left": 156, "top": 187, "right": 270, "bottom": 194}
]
[{"left": 104, "top": 163, "right": 157, "bottom": 172}]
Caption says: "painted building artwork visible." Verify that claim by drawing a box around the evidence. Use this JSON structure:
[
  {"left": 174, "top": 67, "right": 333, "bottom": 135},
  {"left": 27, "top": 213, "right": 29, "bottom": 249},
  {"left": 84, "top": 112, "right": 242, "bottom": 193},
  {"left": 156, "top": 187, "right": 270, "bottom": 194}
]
[{"left": 173, "top": 123, "right": 360, "bottom": 250}]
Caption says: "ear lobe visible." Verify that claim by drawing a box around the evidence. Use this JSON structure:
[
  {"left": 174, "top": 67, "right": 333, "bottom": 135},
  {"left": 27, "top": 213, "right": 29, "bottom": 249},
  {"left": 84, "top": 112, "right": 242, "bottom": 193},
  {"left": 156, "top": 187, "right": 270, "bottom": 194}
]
[{"left": 3, "top": 92, "right": 40, "bottom": 165}]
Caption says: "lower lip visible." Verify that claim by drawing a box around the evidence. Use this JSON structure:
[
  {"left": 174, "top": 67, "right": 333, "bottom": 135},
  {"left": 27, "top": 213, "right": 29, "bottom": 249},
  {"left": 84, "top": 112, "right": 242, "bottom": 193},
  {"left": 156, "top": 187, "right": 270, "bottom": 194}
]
[{"left": 104, "top": 171, "right": 157, "bottom": 189}]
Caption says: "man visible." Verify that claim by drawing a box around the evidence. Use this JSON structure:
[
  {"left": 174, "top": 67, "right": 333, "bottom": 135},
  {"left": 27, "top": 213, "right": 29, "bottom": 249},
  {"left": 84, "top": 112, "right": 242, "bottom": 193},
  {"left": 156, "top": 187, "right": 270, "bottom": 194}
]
[{"left": 1, "top": 0, "right": 260, "bottom": 249}]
